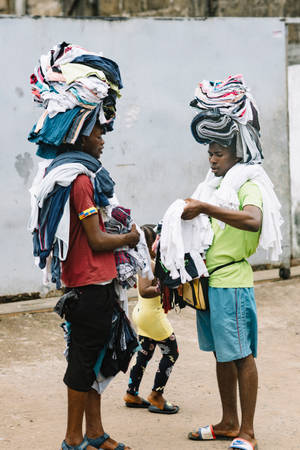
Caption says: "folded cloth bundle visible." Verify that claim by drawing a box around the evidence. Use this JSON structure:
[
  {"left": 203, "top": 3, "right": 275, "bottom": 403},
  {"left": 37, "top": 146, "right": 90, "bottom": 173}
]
[
  {"left": 192, "top": 74, "right": 255, "bottom": 124},
  {"left": 105, "top": 207, "right": 152, "bottom": 289},
  {"left": 190, "top": 74, "right": 263, "bottom": 164},
  {"left": 29, "top": 42, "right": 123, "bottom": 158}
]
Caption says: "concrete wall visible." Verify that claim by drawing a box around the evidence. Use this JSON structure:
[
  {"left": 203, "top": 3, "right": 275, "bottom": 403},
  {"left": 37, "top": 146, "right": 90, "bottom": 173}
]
[
  {"left": 213, "top": 0, "right": 300, "bottom": 18},
  {"left": 288, "top": 65, "right": 300, "bottom": 258},
  {"left": 0, "top": 17, "right": 290, "bottom": 294},
  {"left": 3, "top": 1, "right": 300, "bottom": 20}
]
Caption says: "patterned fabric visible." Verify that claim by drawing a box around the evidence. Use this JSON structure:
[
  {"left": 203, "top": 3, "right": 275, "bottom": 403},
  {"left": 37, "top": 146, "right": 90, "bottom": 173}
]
[
  {"left": 115, "top": 250, "right": 130, "bottom": 266},
  {"left": 100, "top": 304, "right": 140, "bottom": 378},
  {"left": 105, "top": 206, "right": 146, "bottom": 289},
  {"left": 112, "top": 206, "right": 132, "bottom": 228},
  {"left": 78, "top": 206, "right": 97, "bottom": 220},
  {"left": 103, "top": 217, "right": 124, "bottom": 235},
  {"left": 127, "top": 333, "right": 179, "bottom": 395},
  {"left": 30, "top": 42, "right": 122, "bottom": 118},
  {"left": 192, "top": 75, "right": 257, "bottom": 125},
  {"left": 29, "top": 42, "right": 123, "bottom": 160},
  {"left": 64, "top": 108, "right": 93, "bottom": 145},
  {"left": 190, "top": 74, "right": 263, "bottom": 164}
]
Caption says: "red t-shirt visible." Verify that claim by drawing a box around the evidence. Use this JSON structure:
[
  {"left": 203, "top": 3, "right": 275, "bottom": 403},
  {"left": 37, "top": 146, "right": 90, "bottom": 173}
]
[{"left": 61, "top": 175, "right": 117, "bottom": 287}]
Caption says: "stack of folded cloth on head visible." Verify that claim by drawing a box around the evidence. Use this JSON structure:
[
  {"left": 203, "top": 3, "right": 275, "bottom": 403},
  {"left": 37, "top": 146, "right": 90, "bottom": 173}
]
[
  {"left": 190, "top": 74, "right": 263, "bottom": 164},
  {"left": 28, "top": 42, "right": 122, "bottom": 159}
]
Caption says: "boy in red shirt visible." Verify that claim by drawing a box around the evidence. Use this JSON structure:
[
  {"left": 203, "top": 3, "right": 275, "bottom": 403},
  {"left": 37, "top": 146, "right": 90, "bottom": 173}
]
[{"left": 61, "top": 122, "right": 139, "bottom": 450}]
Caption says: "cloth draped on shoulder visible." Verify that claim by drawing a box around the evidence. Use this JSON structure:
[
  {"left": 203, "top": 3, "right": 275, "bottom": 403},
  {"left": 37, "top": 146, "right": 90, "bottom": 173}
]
[
  {"left": 28, "top": 154, "right": 153, "bottom": 292},
  {"left": 28, "top": 151, "right": 116, "bottom": 288},
  {"left": 191, "top": 163, "right": 283, "bottom": 260},
  {"left": 160, "top": 163, "right": 283, "bottom": 284},
  {"left": 104, "top": 206, "right": 153, "bottom": 290}
]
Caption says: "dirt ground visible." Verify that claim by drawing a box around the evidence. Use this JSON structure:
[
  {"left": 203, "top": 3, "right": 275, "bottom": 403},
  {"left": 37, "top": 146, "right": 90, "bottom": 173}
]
[{"left": 0, "top": 277, "right": 300, "bottom": 450}]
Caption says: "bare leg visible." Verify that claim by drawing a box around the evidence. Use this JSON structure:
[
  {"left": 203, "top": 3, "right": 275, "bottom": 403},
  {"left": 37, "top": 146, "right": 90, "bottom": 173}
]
[
  {"left": 123, "top": 392, "right": 149, "bottom": 405},
  {"left": 85, "top": 388, "right": 131, "bottom": 450},
  {"left": 85, "top": 389, "right": 104, "bottom": 439},
  {"left": 64, "top": 387, "right": 94, "bottom": 449},
  {"left": 189, "top": 359, "right": 239, "bottom": 439},
  {"left": 236, "top": 354, "right": 258, "bottom": 446},
  {"left": 147, "top": 391, "right": 165, "bottom": 409},
  {"left": 213, "top": 360, "right": 240, "bottom": 436}
]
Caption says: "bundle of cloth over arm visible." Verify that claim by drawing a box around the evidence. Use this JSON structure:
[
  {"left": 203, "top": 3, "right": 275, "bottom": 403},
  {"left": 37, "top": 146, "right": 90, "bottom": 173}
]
[
  {"left": 105, "top": 206, "right": 153, "bottom": 314},
  {"left": 158, "top": 74, "right": 283, "bottom": 296},
  {"left": 105, "top": 206, "right": 153, "bottom": 289}
]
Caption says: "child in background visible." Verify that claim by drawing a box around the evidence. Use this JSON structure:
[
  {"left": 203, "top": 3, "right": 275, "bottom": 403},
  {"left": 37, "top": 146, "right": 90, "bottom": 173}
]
[{"left": 123, "top": 225, "right": 179, "bottom": 414}]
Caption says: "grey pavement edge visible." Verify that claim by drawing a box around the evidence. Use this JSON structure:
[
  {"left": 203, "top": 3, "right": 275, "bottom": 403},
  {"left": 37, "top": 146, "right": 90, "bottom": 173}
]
[{"left": 1, "top": 266, "right": 299, "bottom": 317}]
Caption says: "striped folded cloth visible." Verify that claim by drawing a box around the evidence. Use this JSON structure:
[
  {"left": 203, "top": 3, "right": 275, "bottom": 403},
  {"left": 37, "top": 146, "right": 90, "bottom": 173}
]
[{"left": 189, "top": 74, "right": 263, "bottom": 164}]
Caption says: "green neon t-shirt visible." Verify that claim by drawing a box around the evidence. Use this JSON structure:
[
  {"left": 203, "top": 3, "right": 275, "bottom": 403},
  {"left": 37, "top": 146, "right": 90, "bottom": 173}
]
[{"left": 206, "top": 181, "right": 263, "bottom": 288}]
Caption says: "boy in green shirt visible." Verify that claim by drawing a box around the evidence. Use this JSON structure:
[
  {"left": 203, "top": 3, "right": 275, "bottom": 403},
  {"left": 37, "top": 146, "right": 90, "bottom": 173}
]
[
  {"left": 182, "top": 142, "right": 262, "bottom": 450},
  {"left": 182, "top": 74, "right": 283, "bottom": 450}
]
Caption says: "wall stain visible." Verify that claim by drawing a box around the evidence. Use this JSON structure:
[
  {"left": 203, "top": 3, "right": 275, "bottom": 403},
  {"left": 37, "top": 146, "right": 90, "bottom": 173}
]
[
  {"left": 15, "top": 152, "right": 34, "bottom": 185},
  {"left": 125, "top": 105, "right": 140, "bottom": 129},
  {"left": 15, "top": 87, "right": 24, "bottom": 97},
  {"left": 116, "top": 163, "right": 136, "bottom": 167}
]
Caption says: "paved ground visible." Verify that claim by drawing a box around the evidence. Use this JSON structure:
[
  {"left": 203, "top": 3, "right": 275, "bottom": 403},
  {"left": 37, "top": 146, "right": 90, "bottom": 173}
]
[{"left": 0, "top": 273, "right": 300, "bottom": 449}]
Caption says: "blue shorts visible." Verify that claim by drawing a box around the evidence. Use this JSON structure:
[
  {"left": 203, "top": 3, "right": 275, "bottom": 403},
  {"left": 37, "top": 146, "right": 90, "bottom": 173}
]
[{"left": 196, "top": 287, "right": 257, "bottom": 362}]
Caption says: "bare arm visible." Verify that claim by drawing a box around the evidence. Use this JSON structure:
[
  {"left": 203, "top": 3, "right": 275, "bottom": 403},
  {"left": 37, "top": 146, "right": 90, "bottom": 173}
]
[
  {"left": 81, "top": 214, "right": 140, "bottom": 251},
  {"left": 181, "top": 198, "right": 262, "bottom": 232},
  {"left": 138, "top": 261, "right": 159, "bottom": 298}
]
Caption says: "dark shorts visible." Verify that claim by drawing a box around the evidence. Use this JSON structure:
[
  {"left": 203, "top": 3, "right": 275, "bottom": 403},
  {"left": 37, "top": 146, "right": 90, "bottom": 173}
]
[{"left": 63, "top": 283, "right": 115, "bottom": 392}]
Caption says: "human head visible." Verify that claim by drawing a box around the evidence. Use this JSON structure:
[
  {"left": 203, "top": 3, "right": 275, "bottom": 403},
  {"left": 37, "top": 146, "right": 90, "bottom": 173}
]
[
  {"left": 208, "top": 141, "right": 241, "bottom": 177},
  {"left": 81, "top": 122, "right": 105, "bottom": 160},
  {"left": 141, "top": 224, "right": 157, "bottom": 259}
]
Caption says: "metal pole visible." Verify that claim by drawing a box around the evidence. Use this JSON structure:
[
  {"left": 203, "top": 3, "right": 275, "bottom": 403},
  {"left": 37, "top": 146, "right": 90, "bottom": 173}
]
[{"left": 15, "top": 0, "right": 26, "bottom": 16}]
